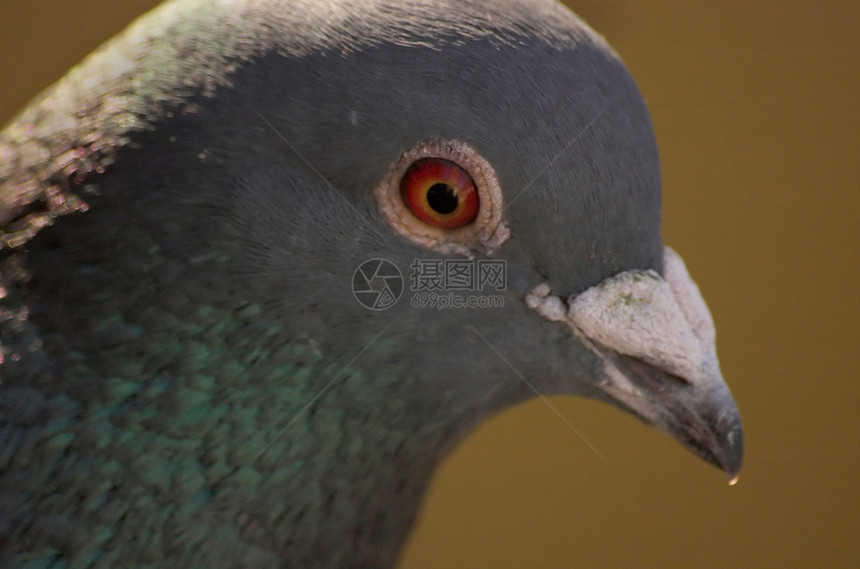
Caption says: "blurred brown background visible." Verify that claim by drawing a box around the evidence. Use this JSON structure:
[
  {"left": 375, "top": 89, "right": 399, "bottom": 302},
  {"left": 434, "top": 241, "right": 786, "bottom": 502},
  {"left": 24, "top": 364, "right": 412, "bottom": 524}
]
[{"left": 1, "top": 1, "right": 857, "bottom": 567}]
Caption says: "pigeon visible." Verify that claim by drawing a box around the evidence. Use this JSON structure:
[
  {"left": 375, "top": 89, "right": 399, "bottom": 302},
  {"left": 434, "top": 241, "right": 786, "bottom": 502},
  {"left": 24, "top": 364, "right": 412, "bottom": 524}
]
[{"left": 0, "top": 0, "right": 743, "bottom": 567}]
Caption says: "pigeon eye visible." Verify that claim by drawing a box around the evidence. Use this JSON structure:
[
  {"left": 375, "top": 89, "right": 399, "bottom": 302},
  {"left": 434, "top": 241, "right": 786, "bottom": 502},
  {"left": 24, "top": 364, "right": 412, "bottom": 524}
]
[
  {"left": 374, "top": 139, "right": 510, "bottom": 256},
  {"left": 400, "top": 158, "right": 479, "bottom": 229}
]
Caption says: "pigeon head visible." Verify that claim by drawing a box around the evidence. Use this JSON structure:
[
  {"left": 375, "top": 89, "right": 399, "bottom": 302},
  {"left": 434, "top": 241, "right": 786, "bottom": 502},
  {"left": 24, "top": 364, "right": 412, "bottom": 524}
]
[
  {"left": 0, "top": 0, "right": 742, "bottom": 566},
  {"left": 182, "top": 0, "right": 739, "bottom": 472}
]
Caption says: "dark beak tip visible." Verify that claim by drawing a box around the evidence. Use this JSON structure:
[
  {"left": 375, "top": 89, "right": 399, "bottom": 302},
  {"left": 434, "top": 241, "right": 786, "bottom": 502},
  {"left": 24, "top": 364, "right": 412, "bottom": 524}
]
[
  {"left": 676, "top": 403, "right": 743, "bottom": 484},
  {"left": 701, "top": 414, "right": 743, "bottom": 485},
  {"left": 722, "top": 423, "right": 744, "bottom": 485}
]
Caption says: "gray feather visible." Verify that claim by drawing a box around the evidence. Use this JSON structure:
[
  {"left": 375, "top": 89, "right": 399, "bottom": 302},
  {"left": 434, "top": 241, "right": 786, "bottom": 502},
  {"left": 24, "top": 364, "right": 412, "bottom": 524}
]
[{"left": 0, "top": 1, "right": 737, "bottom": 568}]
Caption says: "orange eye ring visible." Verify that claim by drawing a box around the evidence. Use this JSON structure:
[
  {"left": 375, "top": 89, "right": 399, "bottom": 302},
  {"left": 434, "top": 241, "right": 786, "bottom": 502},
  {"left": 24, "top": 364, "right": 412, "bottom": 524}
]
[
  {"left": 373, "top": 139, "right": 509, "bottom": 256},
  {"left": 400, "top": 158, "right": 479, "bottom": 229}
]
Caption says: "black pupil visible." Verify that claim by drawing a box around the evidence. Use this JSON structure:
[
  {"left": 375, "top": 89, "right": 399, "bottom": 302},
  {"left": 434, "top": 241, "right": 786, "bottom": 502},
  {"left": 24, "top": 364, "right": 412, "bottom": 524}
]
[{"left": 426, "top": 183, "right": 459, "bottom": 214}]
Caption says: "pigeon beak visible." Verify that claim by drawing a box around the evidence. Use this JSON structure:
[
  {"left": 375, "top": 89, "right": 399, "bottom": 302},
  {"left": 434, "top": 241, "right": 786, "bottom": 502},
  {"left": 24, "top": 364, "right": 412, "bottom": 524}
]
[
  {"left": 526, "top": 247, "right": 744, "bottom": 481},
  {"left": 591, "top": 349, "right": 744, "bottom": 483}
]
